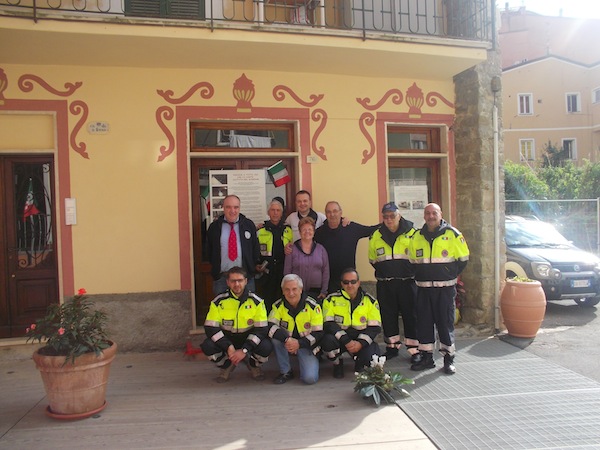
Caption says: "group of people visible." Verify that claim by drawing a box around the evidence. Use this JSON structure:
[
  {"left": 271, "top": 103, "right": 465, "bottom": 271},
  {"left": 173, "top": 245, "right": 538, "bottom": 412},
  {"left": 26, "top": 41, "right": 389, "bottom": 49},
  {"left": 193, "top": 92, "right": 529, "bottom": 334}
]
[{"left": 201, "top": 190, "right": 469, "bottom": 384}]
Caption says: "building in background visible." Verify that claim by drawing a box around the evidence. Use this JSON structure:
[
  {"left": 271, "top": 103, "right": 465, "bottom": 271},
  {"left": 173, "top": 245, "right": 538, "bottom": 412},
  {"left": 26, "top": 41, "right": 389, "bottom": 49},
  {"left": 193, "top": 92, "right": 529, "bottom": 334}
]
[
  {"left": 500, "top": 6, "right": 600, "bottom": 165},
  {"left": 0, "top": 0, "right": 500, "bottom": 350}
]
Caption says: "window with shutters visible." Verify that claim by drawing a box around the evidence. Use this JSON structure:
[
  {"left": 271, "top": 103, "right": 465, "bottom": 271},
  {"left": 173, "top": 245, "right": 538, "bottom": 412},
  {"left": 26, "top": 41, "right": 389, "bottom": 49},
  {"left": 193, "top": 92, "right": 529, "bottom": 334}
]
[{"left": 124, "top": 0, "right": 205, "bottom": 19}]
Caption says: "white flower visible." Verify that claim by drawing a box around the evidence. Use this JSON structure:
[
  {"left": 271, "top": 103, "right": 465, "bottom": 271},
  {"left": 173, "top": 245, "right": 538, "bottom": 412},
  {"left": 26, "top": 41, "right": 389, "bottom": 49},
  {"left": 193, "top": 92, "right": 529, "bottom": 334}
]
[{"left": 384, "top": 373, "right": 391, "bottom": 381}]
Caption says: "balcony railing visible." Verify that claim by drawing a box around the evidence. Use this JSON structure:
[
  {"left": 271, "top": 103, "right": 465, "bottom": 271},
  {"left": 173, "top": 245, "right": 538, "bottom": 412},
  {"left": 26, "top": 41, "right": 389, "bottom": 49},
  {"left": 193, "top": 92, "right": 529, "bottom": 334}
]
[{"left": 0, "top": 0, "right": 492, "bottom": 42}]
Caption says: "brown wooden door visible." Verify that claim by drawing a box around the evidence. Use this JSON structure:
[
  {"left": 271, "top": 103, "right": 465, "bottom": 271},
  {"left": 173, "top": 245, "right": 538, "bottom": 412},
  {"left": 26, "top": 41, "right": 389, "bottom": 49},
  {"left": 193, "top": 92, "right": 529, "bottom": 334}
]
[
  {"left": 0, "top": 156, "right": 59, "bottom": 338},
  {"left": 190, "top": 158, "right": 296, "bottom": 325}
]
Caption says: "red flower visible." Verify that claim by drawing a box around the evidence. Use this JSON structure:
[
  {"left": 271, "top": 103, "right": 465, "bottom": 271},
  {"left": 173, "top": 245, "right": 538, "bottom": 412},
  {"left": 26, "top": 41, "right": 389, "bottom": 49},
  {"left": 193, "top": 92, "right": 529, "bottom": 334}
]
[
  {"left": 58, "top": 327, "right": 65, "bottom": 336},
  {"left": 77, "top": 288, "right": 87, "bottom": 296},
  {"left": 31, "top": 323, "right": 36, "bottom": 330}
]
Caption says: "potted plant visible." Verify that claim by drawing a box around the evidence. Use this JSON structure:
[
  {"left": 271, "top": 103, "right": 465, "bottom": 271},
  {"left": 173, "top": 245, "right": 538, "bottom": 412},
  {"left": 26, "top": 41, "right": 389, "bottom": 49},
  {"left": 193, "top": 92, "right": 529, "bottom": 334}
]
[
  {"left": 500, "top": 276, "right": 547, "bottom": 338},
  {"left": 353, "top": 355, "right": 414, "bottom": 407},
  {"left": 25, "top": 288, "right": 117, "bottom": 420}
]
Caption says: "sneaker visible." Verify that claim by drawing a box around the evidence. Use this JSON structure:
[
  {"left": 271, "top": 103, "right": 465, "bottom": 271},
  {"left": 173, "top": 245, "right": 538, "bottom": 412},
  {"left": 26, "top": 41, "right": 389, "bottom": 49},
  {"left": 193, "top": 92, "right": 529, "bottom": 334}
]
[
  {"left": 216, "top": 363, "right": 236, "bottom": 383},
  {"left": 248, "top": 364, "right": 265, "bottom": 381},
  {"left": 333, "top": 359, "right": 345, "bottom": 379},
  {"left": 384, "top": 347, "right": 399, "bottom": 359},
  {"left": 443, "top": 354, "right": 456, "bottom": 375},
  {"left": 273, "top": 371, "right": 294, "bottom": 384},
  {"left": 410, "top": 352, "right": 435, "bottom": 371}
]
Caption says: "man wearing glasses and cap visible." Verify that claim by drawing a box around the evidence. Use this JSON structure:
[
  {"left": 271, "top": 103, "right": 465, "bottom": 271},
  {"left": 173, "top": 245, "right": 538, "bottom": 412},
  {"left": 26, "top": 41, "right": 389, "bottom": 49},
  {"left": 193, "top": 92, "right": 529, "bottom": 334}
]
[
  {"left": 368, "top": 202, "right": 420, "bottom": 362},
  {"left": 321, "top": 269, "right": 382, "bottom": 378}
]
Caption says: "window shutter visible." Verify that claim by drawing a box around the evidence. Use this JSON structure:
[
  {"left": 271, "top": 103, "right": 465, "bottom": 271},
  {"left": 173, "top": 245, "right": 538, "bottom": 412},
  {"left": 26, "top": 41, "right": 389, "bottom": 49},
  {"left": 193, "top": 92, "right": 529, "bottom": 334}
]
[{"left": 125, "top": 0, "right": 204, "bottom": 19}]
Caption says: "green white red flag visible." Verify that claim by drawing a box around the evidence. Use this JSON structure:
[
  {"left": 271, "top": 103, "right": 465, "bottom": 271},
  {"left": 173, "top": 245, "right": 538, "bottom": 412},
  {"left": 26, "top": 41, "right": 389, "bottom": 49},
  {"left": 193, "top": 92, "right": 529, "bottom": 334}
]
[
  {"left": 23, "top": 179, "right": 40, "bottom": 221},
  {"left": 267, "top": 160, "right": 291, "bottom": 187}
]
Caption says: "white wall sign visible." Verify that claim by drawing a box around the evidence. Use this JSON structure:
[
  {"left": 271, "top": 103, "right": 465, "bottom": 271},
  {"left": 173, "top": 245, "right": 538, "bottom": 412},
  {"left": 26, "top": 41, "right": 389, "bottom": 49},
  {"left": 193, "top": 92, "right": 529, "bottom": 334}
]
[
  {"left": 209, "top": 169, "right": 266, "bottom": 225},
  {"left": 393, "top": 185, "right": 428, "bottom": 227}
]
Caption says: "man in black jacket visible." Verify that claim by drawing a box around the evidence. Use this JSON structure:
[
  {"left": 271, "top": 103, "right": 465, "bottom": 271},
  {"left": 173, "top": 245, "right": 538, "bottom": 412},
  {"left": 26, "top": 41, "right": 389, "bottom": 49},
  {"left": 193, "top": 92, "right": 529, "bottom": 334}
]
[{"left": 206, "top": 195, "right": 261, "bottom": 295}]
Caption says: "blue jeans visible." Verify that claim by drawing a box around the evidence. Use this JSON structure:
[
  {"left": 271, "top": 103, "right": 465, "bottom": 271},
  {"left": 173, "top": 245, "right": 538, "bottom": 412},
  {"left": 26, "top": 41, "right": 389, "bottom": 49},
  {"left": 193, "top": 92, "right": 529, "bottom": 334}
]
[
  {"left": 212, "top": 276, "right": 256, "bottom": 296},
  {"left": 272, "top": 339, "right": 319, "bottom": 385}
]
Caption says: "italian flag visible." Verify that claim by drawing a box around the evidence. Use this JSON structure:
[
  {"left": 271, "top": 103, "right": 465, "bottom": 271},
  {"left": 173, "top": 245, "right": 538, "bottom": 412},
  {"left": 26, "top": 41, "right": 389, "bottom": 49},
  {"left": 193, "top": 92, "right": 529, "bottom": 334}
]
[{"left": 267, "top": 160, "right": 291, "bottom": 187}]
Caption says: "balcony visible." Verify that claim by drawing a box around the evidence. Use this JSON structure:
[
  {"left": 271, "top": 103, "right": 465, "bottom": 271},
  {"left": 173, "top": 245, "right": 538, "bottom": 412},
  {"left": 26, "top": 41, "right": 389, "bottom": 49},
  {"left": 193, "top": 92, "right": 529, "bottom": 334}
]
[
  {"left": 0, "top": 0, "right": 492, "bottom": 79},
  {"left": 0, "top": 0, "right": 492, "bottom": 42}
]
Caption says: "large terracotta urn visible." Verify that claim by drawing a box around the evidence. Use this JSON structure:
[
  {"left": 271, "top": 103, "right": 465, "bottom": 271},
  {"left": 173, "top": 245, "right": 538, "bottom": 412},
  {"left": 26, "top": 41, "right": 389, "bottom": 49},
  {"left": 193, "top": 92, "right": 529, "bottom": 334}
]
[
  {"left": 32, "top": 342, "right": 117, "bottom": 419},
  {"left": 500, "top": 279, "right": 547, "bottom": 338}
]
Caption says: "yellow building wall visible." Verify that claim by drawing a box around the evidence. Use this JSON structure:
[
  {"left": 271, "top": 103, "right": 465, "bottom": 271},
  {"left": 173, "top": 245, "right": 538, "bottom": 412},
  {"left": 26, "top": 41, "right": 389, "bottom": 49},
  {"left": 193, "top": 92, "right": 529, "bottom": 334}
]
[{"left": 0, "top": 64, "right": 454, "bottom": 295}]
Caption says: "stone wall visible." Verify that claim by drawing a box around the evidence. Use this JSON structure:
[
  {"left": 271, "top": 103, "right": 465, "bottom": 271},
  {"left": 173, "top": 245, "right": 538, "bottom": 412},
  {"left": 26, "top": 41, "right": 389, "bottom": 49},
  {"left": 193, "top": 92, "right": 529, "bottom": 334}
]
[{"left": 453, "top": 24, "right": 504, "bottom": 328}]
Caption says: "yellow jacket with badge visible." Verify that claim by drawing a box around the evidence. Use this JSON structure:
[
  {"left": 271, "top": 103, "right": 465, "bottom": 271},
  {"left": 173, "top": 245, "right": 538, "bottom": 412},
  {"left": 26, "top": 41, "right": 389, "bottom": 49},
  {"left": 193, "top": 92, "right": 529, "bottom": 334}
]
[
  {"left": 323, "top": 288, "right": 381, "bottom": 347},
  {"left": 204, "top": 288, "right": 269, "bottom": 352},
  {"left": 257, "top": 222, "right": 293, "bottom": 258},
  {"left": 409, "top": 219, "right": 469, "bottom": 287},
  {"left": 268, "top": 293, "right": 324, "bottom": 349},
  {"left": 368, "top": 217, "right": 417, "bottom": 279}
]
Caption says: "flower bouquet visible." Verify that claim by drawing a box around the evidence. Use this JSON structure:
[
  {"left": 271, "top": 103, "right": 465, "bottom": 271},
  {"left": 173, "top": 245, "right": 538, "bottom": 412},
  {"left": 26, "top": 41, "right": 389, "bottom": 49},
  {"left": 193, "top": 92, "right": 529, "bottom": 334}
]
[{"left": 353, "top": 355, "right": 414, "bottom": 407}]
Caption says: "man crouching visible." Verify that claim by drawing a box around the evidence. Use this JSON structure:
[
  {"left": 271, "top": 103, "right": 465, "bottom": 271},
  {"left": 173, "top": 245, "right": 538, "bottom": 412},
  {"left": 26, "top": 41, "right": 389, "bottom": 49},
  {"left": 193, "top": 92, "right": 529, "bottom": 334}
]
[{"left": 201, "top": 266, "right": 272, "bottom": 383}]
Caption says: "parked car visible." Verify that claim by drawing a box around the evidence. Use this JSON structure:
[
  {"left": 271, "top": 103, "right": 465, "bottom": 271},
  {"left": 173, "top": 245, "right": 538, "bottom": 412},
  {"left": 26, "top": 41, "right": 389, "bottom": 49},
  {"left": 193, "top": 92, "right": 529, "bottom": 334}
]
[{"left": 505, "top": 215, "right": 600, "bottom": 307}]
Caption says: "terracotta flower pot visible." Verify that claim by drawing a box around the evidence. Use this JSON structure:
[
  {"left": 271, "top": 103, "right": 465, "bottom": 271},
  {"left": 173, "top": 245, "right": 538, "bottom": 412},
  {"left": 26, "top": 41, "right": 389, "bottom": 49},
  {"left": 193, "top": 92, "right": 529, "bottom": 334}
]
[
  {"left": 500, "top": 279, "right": 546, "bottom": 338},
  {"left": 32, "top": 341, "right": 117, "bottom": 420}
]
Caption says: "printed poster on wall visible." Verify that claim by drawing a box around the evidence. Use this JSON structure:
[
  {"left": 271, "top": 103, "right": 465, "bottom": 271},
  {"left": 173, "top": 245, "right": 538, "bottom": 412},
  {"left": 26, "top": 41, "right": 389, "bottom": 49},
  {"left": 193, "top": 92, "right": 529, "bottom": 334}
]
[
  {"left": 209, "top": 169, "right": 266, "bottom": 225},
  {"left": 393, "top": 185, "right": 428, "bottom": 227}
]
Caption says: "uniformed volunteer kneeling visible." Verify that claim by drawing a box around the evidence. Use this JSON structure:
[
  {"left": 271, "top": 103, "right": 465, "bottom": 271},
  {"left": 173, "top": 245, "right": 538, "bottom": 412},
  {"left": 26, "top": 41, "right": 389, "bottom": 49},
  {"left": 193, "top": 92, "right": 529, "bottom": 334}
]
[
  {"left": 268, "top": 274, "right": 324, "bottom": 385},
  {"left": 321, "top": 269, "right": 382, "bottom": 379},
  {"left": 201, "top": 266, "right": 273, "bottom": 383}
]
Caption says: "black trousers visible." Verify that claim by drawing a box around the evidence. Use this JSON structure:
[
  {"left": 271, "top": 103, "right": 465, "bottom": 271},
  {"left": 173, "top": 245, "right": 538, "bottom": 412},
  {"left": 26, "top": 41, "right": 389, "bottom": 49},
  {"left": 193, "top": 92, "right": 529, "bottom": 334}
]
[
  {"left": 376, "top": 278, "right": 418, "bottom": 346},
  {"left": 201, "top": 332, "right": 273, "bottom": 368},
  {"left": 415, "top": 285, "right": 456, "bottom": 353},
  {"left": 320, "top": 333, "right": 381, "bottom": 371}
]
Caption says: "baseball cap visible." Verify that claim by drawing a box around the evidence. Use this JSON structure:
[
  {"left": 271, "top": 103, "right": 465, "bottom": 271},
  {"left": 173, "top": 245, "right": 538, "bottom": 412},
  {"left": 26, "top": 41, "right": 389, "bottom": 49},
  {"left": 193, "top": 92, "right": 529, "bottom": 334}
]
[{"left": 382, "top": 202, "right": 399, "bottom": 213}]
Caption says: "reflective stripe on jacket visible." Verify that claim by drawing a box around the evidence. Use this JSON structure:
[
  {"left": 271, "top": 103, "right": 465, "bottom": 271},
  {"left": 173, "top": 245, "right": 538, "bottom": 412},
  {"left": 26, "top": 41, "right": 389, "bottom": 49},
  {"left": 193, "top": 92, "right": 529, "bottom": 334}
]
[{"left": 268, "top": 294, "right": 324, "bottom": 349}]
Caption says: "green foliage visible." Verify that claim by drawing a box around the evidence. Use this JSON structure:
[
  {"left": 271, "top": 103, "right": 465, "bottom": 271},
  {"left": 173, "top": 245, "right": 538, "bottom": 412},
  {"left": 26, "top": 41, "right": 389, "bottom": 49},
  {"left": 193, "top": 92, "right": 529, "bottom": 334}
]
[
  {"left": 353, "top": 355, "right": 413, "bottom": 407},
  {"left": 25, "top": 289, "right": 111, "bottom": 364},
  {"left": 505, "top": 159, "right": 600, "bottom": 201},
  {"left": 504, "top": 161, "right": 549, "bottom": 200}
]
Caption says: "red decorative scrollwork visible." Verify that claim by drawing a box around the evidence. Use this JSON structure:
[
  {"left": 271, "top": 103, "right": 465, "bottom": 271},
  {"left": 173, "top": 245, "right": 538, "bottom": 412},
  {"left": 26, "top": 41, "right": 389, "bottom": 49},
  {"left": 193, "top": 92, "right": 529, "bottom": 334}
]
[
  {"left": 156, "top": 106, "right": 175, "bottom": 162},
  {"left": 359, "top": 112, "right": 375, "bottom": 165},
  {"left": 19, "top": 74, "right": 82, "bottom": 97},
  {"left": 426, "top": 91, "right": 454, "bottom": 108},
  {"left": 311, "top": 109, "right": 328, "bottom": 161},
  {"left": 356, "top": 89, "right": 403, "bottom": 111},
  {"left": 273, "top": 85, "right": 324, "bottom": 107},
  {"left": 156, "top": 82, "right": 214, "bottom": 105},
  {"left": 69, "top": 101, "right": 89, "bottom": 159}
]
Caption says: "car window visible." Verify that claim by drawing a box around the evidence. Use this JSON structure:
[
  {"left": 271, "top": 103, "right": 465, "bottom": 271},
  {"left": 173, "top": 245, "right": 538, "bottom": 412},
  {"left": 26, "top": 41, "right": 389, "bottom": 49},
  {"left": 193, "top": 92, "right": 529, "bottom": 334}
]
[{"left": 506, "top": 220, "right": 571, "bottom": 247}]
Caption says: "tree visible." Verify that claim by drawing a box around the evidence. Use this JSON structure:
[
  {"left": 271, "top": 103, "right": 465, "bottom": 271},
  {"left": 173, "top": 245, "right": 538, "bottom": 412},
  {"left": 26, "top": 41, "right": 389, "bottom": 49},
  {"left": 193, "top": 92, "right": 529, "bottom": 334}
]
[
  {"left": 538, "top": 162, "right": 581, "bottom": 199},
  {"left": 504, "top": 160, "right": 549, "bottom": 200},
  {"left": 540, "top": 140, "right": 570, "bottom": 168}
]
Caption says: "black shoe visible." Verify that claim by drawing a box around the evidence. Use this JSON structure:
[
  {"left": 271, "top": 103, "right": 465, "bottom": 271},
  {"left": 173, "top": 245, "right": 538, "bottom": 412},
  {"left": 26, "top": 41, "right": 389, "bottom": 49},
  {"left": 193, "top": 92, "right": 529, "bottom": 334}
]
[
  {"left": 383, "top": 347, "right": 399, "bottom": 359},
  {"left": 333, "top": 359, "right": 345, "bottom": 379},
  {"left": 410, "top": 352, "right": 422, "bottom": 364},
  {"left": 273, "top": 371, "right": 294, "bottom": 384},
  {"left": 443, "top": 354, "right": 456, "bottom": 375},
  {"left": 410, "top": 352, "right": 435, "bottom": 371}
]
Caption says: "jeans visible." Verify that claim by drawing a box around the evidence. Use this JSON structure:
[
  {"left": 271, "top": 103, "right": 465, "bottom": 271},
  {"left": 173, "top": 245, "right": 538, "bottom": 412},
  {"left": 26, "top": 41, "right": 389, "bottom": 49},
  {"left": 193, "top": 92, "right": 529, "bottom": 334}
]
[{"left": 272, "top": 339, "right": 319, "bottom": 385}]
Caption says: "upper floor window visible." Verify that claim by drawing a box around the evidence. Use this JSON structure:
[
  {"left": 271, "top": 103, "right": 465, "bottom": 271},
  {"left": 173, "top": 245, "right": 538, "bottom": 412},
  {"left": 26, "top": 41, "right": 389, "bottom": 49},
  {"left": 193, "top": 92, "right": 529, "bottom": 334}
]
[
  {"left": 387, "top": 127, "right": 440, "bottom": 153},
  {"left": 518, "top": 94, "right": 533, "bottom": 115},
  {"left": 562, "top": 138, "right": 577, "bottom": 160},
  {"left": 124, "top": 0, "right": 205, "bottom": 19},
  {"left": 190, "top": 123, "right": 294, "bottom": 152},
  {"left": 566, "top": 93, "right": 581, "bottom": 113},
  {"left": 519, "top": 139, "right": 535, "bottom": 161},
  {"left": 593, "top": 88, "right": 600, "bottom": 104}
]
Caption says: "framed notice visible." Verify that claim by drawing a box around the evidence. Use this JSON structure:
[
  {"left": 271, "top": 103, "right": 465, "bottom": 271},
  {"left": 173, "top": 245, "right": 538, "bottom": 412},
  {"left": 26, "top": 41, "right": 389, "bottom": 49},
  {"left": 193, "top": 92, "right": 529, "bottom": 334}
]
[
  {"left": 209, "top": 169, "right": 267, "bottom": 225},
  {"left": 393, "top": 185, "right": 428, "bottom": 227}
]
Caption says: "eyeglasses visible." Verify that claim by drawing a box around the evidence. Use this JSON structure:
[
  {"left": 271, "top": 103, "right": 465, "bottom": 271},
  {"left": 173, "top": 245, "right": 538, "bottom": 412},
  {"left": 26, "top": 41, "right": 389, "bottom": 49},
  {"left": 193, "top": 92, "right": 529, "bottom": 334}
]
[
  {"left": 229, "top": 278, "right": 246, "bottom": 284},
  {"left": 382, "top": 214, "right": 397, "bottom": 220},
  {"left": 341, "top": 279, "right": 358, "bottom": 285}
]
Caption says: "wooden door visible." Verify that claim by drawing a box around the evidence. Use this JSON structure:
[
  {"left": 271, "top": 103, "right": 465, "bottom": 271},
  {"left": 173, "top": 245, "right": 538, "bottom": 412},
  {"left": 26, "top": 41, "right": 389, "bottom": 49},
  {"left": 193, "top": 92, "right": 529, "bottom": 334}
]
[
  {"left": 190, "top": 158, "right": 296, "bottom": 325},
  {"left": 0, "top": 156, "right": 59, "bottom": 338}
]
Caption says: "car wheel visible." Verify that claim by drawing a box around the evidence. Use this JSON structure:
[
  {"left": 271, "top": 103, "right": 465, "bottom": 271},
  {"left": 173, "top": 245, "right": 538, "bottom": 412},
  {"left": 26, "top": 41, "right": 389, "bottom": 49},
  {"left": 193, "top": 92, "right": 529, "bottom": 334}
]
[{"left": 574, "top": 297, "right": 600, "bottom": 308}]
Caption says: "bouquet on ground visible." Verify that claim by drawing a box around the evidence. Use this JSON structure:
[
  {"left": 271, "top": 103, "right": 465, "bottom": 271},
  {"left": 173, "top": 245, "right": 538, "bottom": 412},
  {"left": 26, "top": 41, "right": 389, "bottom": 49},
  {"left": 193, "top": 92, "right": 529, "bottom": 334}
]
[
  {"left": 353, "top": 354, "right": 414, "bottom": 407},
  {"left": 25, "top": 288, "right": 111, "bottom": 364}
]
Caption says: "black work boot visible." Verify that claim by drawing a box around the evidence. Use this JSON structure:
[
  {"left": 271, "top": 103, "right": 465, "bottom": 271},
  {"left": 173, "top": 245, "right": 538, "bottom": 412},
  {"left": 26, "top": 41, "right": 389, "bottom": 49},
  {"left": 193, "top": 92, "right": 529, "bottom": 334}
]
[
  {"left": 383, "top": 347, "right": 399, "bottom": 359},
  {"left": 333, "top": 358, "right": 345, "bottom": 379},
  {"left": 410, "top": 352, "right": 435, "bottom": 371},
  {"left": 443, "top": 354, "right": 456, "bottom": 375}
]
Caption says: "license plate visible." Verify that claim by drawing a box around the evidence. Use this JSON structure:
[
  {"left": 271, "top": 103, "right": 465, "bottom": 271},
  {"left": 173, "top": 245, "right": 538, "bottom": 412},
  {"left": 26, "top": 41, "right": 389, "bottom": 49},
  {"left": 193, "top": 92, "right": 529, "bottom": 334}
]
[{"left": 571, "top": 279, "right": 591, "bottom": 288}]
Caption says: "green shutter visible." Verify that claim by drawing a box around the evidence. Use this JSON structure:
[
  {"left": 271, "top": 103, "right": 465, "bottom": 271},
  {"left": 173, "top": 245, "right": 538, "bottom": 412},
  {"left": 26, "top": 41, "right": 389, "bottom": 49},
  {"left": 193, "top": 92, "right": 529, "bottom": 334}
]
[{"left": 125, "top": 0, "right": 204, "bottom": 19}]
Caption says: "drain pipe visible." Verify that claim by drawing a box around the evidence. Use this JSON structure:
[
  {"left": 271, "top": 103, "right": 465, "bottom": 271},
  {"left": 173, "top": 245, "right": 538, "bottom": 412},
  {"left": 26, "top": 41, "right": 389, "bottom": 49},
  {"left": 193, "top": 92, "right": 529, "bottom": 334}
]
[{"left": 492, "top": 76, "right": 502, "bottom": 331}]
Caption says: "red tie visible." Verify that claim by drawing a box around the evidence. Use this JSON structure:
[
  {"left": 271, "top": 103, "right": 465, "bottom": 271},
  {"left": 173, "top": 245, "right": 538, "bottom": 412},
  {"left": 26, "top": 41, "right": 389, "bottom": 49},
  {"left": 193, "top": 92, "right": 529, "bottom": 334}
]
[{"left": 228, "top": 223, "right": 238, "bottom": 261}]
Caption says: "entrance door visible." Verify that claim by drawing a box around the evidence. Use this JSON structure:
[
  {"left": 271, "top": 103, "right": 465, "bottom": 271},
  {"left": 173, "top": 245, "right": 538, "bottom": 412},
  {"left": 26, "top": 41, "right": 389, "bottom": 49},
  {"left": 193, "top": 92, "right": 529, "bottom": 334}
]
[
  {"left": 0, "top": 156, "right": 59, "bottom": 338},
  {"left": 190, "top": 158, "right": 296, "bottom": 325}
]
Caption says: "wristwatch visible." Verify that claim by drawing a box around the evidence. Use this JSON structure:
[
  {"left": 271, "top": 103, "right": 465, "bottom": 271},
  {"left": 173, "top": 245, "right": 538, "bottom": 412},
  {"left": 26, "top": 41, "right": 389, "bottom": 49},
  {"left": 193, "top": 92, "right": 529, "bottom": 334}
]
[{"left": 242, "top": 348, "right": 248, "bottom": 354}]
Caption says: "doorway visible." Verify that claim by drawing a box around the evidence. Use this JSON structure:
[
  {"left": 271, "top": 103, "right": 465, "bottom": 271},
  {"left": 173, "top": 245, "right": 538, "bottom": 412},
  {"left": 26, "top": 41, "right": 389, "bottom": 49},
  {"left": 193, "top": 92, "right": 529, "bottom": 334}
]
[{"left": 0, "top": 156, "right": 59, "bottom": 338}]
